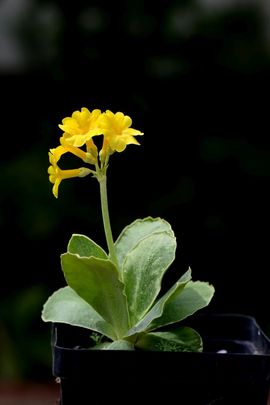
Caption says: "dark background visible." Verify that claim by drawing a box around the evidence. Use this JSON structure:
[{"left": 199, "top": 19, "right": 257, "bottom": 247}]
[{"left": 1, "top": 0, "right": 270, "bottom": 382}]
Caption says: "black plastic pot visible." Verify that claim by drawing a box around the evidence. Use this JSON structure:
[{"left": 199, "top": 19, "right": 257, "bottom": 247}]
[{"left": 52, "top": 313, "right": 270, "bottom": 405}]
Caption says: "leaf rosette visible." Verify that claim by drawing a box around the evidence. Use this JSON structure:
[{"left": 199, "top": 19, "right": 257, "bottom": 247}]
[{"left": 42, "top": 217, "right": 215, "bottom": 351}]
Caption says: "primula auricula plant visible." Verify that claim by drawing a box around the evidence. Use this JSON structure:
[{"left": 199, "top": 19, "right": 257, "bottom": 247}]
[{"left": 42, "top": 108, "right": 215, "bottom": 351}]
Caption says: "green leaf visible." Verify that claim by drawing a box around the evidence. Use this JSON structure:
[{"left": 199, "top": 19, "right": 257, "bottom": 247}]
[
  {"left": 136, "top": 327, "right": 203, "bottom": 352},
  {"left": 126, "top": 268, "right": 192, "bottom": 336},
  {"left": 148, "top": 281, "right": 215, "bottom": 330},
  {"left": 96, "top": 340, "right": 135, "bottom": 350},
  {"left": 68, "top": 234, "right": 107, "bottom": 259},
  {"left": 61, "top": 253, "right": 129, "bottom": 338},
  {"left": 41, "top": 287, "right": 116, "bottom": 340},
  {"left": 123, "top": 231, "right": 176, "bottom": 326},
  {"left": 115, "top": 217, "right": 174, "bottom": 269}
]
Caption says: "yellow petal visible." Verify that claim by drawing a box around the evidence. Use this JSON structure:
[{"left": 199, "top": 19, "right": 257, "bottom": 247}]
[{"left": 52, "top": 178, "right": 61, "bottom": 198}]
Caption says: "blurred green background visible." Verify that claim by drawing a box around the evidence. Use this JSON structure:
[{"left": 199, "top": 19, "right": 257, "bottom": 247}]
[{"left": 1, "top": 0, "right": 270, "bottom": 382}]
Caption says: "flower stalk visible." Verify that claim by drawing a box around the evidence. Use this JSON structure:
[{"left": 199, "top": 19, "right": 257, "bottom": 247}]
[{"left": 97, "top": 167, "right": 118, "bottom": 267}]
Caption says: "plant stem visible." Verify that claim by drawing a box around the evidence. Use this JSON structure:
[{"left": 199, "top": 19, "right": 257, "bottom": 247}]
[{"left": 99, "top": 173, "right": 118, "bottom": 266}]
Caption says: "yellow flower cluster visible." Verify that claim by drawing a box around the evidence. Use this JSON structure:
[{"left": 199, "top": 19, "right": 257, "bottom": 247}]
[{"left": 48, "top": 108, "right": 143, "bottom": 198}]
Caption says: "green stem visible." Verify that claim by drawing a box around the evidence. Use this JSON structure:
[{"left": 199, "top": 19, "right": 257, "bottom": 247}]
[{"left": 99, "top": 173, "right": 118, "bottom": 266}]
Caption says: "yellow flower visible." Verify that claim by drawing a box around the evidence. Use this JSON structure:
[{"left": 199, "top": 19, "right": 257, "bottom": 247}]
[
  {"left": 60, "top": 138, "right": 97, "bottom": 165},
  {"left": 49, "top": 108, "right": 144, "bottom": 196},
  {"left": 48, "top": 145, "right": 67, "bottom": 165},
  {"left": 48, "top": 146, "right": 91, "bottom": 198},
  {"left": 99, "top": 110, "right": 144, "bottom": 154},
  {"left": 59, "top": 108, "right": 102, "bottom": 147}
]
